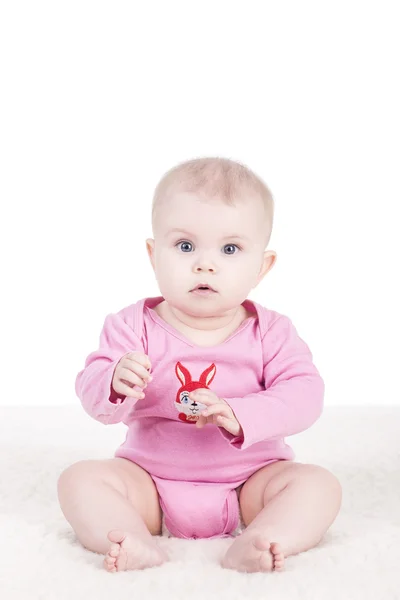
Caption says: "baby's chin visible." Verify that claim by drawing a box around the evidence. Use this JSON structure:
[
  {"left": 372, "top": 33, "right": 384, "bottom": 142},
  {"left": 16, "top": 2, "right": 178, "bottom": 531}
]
[
  {"left": 177, "top": 300, "right": 219, "bottom": 318},
  {"left": 173, "top": 294, "right": 243, "bottom": 318}
]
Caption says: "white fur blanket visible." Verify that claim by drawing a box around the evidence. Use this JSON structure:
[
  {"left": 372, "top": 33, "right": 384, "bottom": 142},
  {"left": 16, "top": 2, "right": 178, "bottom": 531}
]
[{"left": 0, "top": 405, "right": 399, "bottom": 600}]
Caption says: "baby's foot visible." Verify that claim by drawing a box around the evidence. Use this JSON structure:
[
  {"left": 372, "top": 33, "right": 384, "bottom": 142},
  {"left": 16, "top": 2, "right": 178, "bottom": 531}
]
[
  {"left": 103, "top": 530, "right": 167, "bottom": 572},
  {"left": 222, "top": 530, "right": 285, "bottom": 573}
]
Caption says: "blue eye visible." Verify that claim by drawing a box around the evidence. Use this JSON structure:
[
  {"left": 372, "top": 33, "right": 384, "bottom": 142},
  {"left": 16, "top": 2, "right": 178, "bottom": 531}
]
[
  {"left": 223, "top": 244, "right": 239, "bottom": 255},
  {"left": 176, "top": 241, "right": 240, "bottom": 254},
  {"left": 181, "top": 393, "right": 189, "bottom": 404},
  {"left": 177, "top": 241, "right": 193, "bottom": 252}
]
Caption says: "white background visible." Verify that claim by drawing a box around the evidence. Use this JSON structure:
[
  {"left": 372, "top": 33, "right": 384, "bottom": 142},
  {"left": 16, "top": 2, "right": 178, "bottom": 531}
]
[{"left": 1, "top": 1, "right": 399, "bottom": 407}]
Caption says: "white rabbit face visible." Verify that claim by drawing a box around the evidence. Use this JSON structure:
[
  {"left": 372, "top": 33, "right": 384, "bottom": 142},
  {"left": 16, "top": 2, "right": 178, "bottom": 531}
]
[{"left": 175, "top": 390, "right": 207, "bottom": 417}]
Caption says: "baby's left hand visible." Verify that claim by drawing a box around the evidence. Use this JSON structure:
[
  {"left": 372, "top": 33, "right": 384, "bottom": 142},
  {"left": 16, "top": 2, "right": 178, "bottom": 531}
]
[{"left": 189, "top": 389, "right": 243, "bottom": 437}]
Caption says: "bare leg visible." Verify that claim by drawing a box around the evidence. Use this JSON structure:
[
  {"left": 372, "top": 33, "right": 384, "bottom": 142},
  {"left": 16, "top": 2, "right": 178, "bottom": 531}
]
[
  {"left": 57, "top": 458, "right": 167, "bottom": 571},
  {"left": 222, "top": 462, "right": 342, "bottom": 573}
]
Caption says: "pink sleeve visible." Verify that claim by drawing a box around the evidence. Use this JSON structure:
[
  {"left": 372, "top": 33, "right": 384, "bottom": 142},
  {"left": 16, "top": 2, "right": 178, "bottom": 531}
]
[
  {"left": 220, "top": 315, "right": 324, "bottom": 450},
  {"left": 75, "top": 308, "right": 145, "bottom": 425}
]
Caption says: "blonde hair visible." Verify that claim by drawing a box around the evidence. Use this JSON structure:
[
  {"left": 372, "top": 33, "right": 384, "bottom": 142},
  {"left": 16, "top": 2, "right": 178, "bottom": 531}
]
[{"left": 152, "top": 156, "right": 274, "bottom": 244}]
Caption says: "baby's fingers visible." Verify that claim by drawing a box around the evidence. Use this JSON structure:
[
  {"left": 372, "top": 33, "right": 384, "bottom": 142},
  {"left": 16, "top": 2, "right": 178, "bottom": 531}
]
[
  {"left": 196, "top": 414, "right": 207, "bottom": 428},
  {"left": 202, "top": 404, "right": 231, "bottom": 419},
  {"left": 189, "top": 390, "right": 217, "bottom": 406},
  {"left": 119, "top": 368, "right": 149, "bottom": 389},
  {"left": 124, "top": 351, "right": 152, "bottom": 371},
  {"left": 113, "top": 381, "right": 146, "bottom": 400},
  {"left": 122, "top": 359, "right": 152, "bottom": 384}
]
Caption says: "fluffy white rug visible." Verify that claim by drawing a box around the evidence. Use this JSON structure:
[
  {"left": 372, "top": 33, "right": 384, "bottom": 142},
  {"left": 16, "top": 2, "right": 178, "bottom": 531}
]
[{"left": 0, "top": 405, "right": 399, "bottom": 600}]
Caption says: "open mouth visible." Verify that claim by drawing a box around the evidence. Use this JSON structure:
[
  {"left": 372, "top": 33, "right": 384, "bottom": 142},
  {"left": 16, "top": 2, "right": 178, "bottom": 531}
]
[{"left": 190, "top": 284, "right": 217, "bottom": 295}]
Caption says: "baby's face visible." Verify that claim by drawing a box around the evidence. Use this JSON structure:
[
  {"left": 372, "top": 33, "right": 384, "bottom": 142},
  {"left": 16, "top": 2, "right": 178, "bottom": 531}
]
[{"left": 147, "top": 192, "right": 274, "bottom": 317}]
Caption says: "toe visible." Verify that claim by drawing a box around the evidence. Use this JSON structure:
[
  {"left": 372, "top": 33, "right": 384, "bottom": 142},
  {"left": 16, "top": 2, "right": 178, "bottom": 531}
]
[
  {"left": 260, "top": 554, "right": 274, "bottom": 572},
  {"left": 271, "top": 542, "right": 285, "bottom": 572},
  {"left": 270, "top": 542, "right": 282, "bottom": 554},
  {"left": 107, "top": 529, "right": 127, "bottom": 545},
  {"left": 103, "top": 558, "right": 116, "bottom": 572}
]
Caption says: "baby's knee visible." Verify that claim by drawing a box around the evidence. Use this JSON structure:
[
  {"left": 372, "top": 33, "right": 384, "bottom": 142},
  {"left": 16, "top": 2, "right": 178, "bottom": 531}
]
[
  {"left": 57, "top": 460, "right": 100, "bottom": 498},
  {"left": 308, "top": 466, "right": 342, "bottom": 493},
  {"left": 300, "top": 465, "right": 343, "bottom": 509}
]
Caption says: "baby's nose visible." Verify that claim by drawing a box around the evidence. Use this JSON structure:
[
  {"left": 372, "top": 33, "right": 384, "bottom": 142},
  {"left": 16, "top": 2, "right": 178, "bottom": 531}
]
[{"left": 193, "top": 254, "right": 217, "bottom": 273}]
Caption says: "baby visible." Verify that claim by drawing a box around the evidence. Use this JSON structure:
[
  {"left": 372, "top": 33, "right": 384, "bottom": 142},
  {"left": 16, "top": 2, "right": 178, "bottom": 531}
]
[{"left": 57, "top": 157, "right": 342, "bottom": 574}]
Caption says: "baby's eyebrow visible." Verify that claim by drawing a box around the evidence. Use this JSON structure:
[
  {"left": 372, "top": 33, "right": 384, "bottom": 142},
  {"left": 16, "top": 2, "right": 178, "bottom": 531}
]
[
  {"left": 166, "top": 228, "right": 195, "bottom": 238},
  {"left": 166, "top": 228, "right": 249, "bottom": 242},
  {"left": 222, "top": 234, "right": 250, "bottom": 242}
]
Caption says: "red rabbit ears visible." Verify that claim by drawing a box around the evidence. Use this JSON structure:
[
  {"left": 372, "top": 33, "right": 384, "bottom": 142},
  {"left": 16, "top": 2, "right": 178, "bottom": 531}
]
[{"left": 175, "top": 362, "right": 216, "bottom": 388}]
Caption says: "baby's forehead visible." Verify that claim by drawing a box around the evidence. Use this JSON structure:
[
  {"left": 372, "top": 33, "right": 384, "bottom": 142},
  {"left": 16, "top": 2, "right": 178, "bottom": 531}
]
[
  {"left": 160, "top": 190, "right": 265, "bottom": 217},
  {"left": 156, "top": 192, "right": 266, "bottom": 234},
  {"left": 165, "top": 193, "right": 259, "bottom": 216}
]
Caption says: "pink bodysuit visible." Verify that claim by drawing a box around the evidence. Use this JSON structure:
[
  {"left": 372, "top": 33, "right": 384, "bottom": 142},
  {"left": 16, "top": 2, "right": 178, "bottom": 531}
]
[{"left": 75, "top": 296, "right": 324, "bottom": 539}]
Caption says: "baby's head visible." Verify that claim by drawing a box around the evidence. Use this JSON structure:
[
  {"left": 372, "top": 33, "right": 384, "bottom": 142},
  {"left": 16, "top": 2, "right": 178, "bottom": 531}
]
[{"left": 146, "top": 157, "right": 277, "bottom": 318}]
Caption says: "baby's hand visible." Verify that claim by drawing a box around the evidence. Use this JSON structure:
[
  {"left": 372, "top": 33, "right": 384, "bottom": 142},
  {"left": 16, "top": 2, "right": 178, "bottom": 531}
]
[
  {"left": 112, "top": 351, "right": 152, "bottom": 400},
  {"left": 189, "top": 389, "right": 243, "bottom": 437}
]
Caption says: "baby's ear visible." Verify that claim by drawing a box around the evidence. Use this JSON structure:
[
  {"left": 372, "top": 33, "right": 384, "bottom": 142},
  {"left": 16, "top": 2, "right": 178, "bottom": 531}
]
[
  {"left": 146, "top": 238, "right": 155, "bottom": 269},
  {"left": 255, "top": 250, "right": 277, "bottom": 286}
]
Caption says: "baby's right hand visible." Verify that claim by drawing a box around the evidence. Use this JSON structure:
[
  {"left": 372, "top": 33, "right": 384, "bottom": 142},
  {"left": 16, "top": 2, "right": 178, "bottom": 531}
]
[{"left": 112, "top": 351, "right": 152, "bottom": 400}]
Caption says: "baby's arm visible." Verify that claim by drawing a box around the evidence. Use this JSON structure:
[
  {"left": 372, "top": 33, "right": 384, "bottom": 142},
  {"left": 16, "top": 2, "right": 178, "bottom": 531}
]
[
  {"left": 221, "top": 314, "right": 324, "bottom": 449},
  {"left": 75, "top": 309, "right": 145, "bottom": 425}
]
